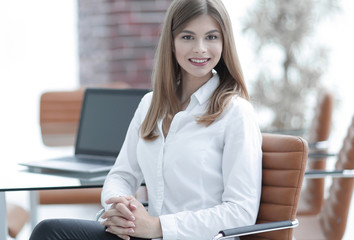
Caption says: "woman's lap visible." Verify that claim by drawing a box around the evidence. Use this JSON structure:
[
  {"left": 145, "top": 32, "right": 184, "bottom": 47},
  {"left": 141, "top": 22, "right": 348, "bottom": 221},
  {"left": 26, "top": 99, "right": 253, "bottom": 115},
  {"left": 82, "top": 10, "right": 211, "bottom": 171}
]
[{"left": 29, "top": 218, "right": 149, "bottom": 240}]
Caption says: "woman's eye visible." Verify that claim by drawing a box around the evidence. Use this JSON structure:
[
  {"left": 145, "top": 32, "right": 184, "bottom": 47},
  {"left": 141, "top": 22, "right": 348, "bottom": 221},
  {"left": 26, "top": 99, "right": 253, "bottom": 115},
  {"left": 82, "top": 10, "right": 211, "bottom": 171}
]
[
  {"left": 182, "top": 35, "right": 193, "bottom": 40},
  {"left": 206, "top": 35, "right": 217, "bottom": 40}
]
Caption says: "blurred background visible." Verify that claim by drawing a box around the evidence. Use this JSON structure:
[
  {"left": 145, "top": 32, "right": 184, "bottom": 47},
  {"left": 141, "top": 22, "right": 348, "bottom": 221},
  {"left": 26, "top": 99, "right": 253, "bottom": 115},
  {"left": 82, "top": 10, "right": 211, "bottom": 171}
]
[{"left": 0, "top": 0, "right": 353, "bottom": 239}]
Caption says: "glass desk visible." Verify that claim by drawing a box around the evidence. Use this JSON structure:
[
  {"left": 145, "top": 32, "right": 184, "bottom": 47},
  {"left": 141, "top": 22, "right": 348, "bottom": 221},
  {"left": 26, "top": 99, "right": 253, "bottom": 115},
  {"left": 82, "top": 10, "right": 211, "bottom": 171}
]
[{"left": 0, "top": 164, "right": 106, "bottom": 239}]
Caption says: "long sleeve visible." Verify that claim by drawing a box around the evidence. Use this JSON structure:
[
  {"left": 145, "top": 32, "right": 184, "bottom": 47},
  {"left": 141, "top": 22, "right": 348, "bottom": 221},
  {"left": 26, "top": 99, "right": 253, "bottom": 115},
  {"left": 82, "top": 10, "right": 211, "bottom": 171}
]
[{"left": 101, "top": 93, "right": 151, "bottom": 210}]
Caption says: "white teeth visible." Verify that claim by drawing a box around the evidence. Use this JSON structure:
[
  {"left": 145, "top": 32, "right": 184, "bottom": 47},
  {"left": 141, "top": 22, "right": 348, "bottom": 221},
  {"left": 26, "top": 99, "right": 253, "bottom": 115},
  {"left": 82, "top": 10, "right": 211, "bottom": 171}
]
[{"left": 190, "top": 59, "right": 208, "bottom": 63}]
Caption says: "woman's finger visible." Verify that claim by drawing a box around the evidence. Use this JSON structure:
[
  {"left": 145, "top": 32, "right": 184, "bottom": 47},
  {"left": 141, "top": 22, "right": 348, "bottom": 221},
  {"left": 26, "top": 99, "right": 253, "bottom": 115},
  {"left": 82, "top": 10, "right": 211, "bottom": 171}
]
[
  {"left": 105, "top": 227, "right": 131, "bottom": 240},
  {"left": 116, "top": 203, "right": 136, "bottom": 221},
  {"left": 106, "top": 225, "right": 135, "bottom": 238},
  {"left": 105, "top": 195, "right": 133, "bottom": 205},
  {"left": 102, "top": 216, "right": 135, "bottom": 228},
  {"left": 102, "top": 203, "right": 135, "bottom": 221}
]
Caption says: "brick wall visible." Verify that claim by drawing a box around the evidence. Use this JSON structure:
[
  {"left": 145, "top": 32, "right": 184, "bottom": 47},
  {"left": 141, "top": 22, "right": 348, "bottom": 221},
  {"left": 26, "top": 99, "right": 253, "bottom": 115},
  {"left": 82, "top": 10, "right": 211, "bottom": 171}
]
[{"left": 78, "top": 0, "right": 172, "bottom": 88}]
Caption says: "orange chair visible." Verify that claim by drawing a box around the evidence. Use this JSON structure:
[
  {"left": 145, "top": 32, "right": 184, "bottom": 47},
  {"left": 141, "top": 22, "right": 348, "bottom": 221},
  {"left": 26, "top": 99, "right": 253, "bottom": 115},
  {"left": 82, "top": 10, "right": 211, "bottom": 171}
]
[
  {"left": 39, "top": 88, "right": 85, "bottom": 147},
  {"left": 294, "top": 116, "right": 354, "bottom": 240},
  {"left": 182, "top": 134, "right": 307, "bottom": 240},
  {"left": 298, "top": 89, "right": 334, "bottom": 215}
]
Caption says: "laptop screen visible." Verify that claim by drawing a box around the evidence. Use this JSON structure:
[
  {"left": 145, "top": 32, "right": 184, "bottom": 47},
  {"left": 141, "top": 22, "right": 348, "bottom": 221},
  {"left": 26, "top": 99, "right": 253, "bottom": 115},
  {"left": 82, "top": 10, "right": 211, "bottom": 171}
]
[{"left": 75, "top": 88, "right": 150, "bottom": 157}]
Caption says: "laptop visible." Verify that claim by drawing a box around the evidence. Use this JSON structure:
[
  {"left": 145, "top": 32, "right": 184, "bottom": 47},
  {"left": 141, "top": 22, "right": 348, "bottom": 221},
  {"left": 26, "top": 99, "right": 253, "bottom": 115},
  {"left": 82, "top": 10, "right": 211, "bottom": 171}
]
[{"left": 20, "top": 88, "right": 149, "bottom": 173}]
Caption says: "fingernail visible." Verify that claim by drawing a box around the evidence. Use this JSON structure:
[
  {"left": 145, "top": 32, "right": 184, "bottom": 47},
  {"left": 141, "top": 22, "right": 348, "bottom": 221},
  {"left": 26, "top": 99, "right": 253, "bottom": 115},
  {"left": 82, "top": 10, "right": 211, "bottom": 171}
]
[
  {"left": 130, "top": 222, "right": 136, "bottom": 228},
  {"left": 129, "top": 228, "right": 134, "bottom": 233},
  {"left": 131, "top": 215, "right": 135, "bottom": 221}
]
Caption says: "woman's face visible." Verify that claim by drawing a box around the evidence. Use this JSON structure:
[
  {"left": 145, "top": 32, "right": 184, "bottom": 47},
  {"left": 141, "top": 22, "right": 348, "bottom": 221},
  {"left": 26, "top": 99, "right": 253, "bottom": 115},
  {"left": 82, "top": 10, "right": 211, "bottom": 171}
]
[{"left": 174, "top": 15, "right": 223, "bottom": 83}]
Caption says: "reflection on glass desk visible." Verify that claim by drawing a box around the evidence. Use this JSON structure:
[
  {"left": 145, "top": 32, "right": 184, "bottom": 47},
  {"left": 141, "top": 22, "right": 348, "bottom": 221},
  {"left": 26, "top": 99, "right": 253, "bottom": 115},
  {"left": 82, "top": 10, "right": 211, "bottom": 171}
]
[
  {"left": 0, "top": 164, "right": 107, "bottom": 240},
  {"left": 0, "top": 166, "right": 106, "bottom": 191}
]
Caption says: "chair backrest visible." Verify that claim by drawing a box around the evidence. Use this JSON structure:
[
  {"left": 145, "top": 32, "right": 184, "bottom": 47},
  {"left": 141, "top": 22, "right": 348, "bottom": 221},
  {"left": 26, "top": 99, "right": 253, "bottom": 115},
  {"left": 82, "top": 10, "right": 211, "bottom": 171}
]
[
  {"left": 40, "top": 89, "right": 85, "bottom": 146},
  {"left": 298, "top": 89, "right": 334, "bottom": 215},
  {"left": 319, "top": 116, "right": 354, "bottom": 240},
  {"left": 242, "top": 133, "right": 308, "bottom": 240},
  {"left": 308, "top": 88, "right": 333, "bottom": 143}
]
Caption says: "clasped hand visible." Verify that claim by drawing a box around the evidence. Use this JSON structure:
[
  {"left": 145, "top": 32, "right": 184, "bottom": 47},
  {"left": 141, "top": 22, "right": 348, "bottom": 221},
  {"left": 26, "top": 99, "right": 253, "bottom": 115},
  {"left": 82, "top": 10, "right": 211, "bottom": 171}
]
[{"left": 101, "top": 196, "right": 162, "bottom": 240}]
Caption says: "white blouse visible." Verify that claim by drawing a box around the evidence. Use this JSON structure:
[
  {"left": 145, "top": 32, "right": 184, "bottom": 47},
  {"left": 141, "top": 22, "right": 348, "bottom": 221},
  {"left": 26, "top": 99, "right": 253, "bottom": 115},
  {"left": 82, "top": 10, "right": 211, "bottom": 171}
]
[{"left": 101, "top": 74, "right": 262, "bottom": 240}]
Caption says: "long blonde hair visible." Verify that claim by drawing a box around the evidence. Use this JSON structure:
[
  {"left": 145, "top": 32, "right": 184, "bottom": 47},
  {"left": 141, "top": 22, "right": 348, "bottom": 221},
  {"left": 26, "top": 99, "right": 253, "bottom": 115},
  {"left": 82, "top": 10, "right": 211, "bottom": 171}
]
[{"left": 141, "top": 0, "right": 249, "bottom": 140}]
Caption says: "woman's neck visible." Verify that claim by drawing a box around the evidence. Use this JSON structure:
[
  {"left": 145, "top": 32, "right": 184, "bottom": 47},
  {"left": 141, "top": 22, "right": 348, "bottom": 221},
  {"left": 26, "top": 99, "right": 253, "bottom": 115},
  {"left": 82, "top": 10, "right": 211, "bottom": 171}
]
[{"left": 179, "top": 72, "right": 213, "bottom": 107}]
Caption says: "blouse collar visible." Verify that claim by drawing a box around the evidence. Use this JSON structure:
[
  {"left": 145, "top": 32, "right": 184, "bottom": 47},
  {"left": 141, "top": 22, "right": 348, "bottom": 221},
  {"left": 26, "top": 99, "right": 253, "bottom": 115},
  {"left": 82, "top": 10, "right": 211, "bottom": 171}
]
[{"left": 191, "top": 73, "right": 220, "bottom": 106}]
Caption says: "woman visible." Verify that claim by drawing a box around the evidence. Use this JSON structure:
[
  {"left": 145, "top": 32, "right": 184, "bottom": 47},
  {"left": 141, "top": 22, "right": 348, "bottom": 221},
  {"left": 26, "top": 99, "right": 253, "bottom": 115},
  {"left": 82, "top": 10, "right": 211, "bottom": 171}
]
[{"left": 30, "top": 0, "right": 262, "bottom": 239}]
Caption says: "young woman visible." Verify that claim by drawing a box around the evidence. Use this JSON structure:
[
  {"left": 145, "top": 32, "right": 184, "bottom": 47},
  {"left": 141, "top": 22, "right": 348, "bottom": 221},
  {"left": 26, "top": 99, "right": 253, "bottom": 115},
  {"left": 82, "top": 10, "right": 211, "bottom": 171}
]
[{"left": 29, "top": 0, "right": 262, "bottom": 239}]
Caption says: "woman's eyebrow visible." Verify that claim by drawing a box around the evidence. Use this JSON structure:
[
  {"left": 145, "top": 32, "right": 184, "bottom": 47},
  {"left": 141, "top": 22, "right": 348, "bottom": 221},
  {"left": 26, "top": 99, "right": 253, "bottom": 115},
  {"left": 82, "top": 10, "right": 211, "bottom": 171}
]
[
  {"left": 206, "top": 29, "right": 220, "bottom": 35},
  {"left": 181, "top": 30, "right": 195, "bottom": 35},
  {"left": 180, "top": 29, "right": 220, "bottom": 35}
]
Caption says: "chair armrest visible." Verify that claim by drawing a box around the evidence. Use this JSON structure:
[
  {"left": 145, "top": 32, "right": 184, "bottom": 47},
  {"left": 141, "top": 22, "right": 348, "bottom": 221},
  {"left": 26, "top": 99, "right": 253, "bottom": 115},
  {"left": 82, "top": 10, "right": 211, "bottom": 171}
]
[
  {"left": 263, "top": 128, "right": 306, "bottom": 136},
  {"left": 212, "top": 219, "right": 299, "bottom": 240},
  {"left": 95, "top": 208, "right": 105, "bottom": 221},
  {"left": 305, "top": 169, "right": 354, "bottom": 179},
  {"left": 308, "top": 140, "right": 329, "bottom": 151},
  {"left": 308, "top": 152, "right": 337, "bottom": 159}
]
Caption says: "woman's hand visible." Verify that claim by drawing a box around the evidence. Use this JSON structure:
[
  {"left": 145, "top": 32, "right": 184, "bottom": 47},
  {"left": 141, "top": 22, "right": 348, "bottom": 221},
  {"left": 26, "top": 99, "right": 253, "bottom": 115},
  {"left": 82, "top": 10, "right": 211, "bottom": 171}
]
[
  {"left": 101, "top": 196, "right": 136, "bottom": 240},
  {"left": 125, "top": 197, "right": 162, "bottom": 239},
  {"left": 101, "top": 196, "right": 162, "bottom": 240}
]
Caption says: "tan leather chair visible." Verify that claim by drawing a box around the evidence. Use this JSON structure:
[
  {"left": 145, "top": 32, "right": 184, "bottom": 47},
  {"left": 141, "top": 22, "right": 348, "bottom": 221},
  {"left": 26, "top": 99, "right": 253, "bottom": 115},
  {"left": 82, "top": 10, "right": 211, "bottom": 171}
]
[
  {"left": 39, "top": 88, "right": 85, "bottom": 147},
  {"left": 212, "top": 134, "right": 309, "bottom": 239},
  {"left": 294, "top": 116, "right": 354, "bottom": 240},
  {"left": 38, "top": 82, "right": 130, "bottom": 205},
  {"left": 298, "top": 89, "right": 334, "bottom": 215},
  {"left": 7, "top": 203, "right": 29, "bottom": 238}
]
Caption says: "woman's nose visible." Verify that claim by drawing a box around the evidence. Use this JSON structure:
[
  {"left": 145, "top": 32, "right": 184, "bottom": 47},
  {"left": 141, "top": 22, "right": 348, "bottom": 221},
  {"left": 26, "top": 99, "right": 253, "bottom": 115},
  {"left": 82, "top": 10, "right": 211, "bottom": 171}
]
[{"left": 193, "top": 39, "right": 207, "bottom": 53}]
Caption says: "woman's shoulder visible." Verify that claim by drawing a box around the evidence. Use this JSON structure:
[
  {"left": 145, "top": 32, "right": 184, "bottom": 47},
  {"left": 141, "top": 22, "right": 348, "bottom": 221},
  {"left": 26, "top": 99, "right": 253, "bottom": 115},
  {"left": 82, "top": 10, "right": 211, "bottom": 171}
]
[
  {"left": 133, "top": 91, "right": 153, "bottom": 123},
  {"left": 228, "top": 96, "right": 255, "bottom": 114},
  {"left": 222, "top": 96, "right": 260, "bottom": 132},
  {"left": 141, "top": 91, "right": 153, "bottom": 105},
  {"left": 220, "top": 95, "right": 258, "bottom": 123}
]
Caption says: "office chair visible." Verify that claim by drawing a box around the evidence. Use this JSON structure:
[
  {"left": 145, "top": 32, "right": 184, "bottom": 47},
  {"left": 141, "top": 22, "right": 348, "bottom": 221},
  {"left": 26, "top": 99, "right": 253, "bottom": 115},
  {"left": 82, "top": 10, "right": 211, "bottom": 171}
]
[
  {"left": 7, "top": 203, "right": 29, "bottom": 238},
  {"left": 264, "top": 89, "right": 333, "bottom": 216},
  {"left": 298, "top": 89, "right": 334, "bottom": 215},
  {"left": 39, "top": 88, "right": 85, "bottom": 146},
  {"left": 294, "top": 115, "right": 354, "bottom": 240},
  {"left": 213, "top": 133, "right": 308, "bottom": 240}
]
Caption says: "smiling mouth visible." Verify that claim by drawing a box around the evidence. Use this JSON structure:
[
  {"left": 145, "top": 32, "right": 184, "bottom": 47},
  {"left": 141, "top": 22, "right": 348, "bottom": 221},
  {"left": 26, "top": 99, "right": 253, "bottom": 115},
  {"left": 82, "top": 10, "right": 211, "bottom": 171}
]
[{"left": 189, "top": 58, "right": 210, "bottom": 64}]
